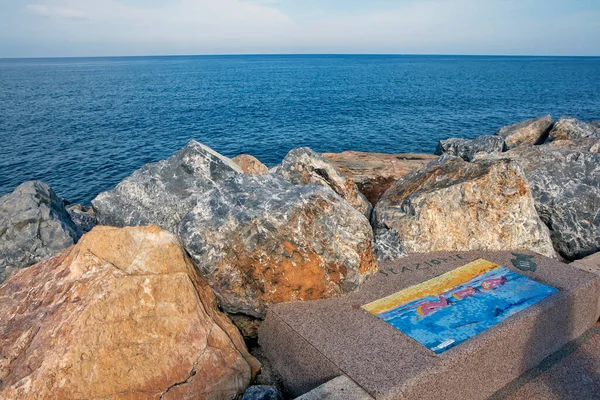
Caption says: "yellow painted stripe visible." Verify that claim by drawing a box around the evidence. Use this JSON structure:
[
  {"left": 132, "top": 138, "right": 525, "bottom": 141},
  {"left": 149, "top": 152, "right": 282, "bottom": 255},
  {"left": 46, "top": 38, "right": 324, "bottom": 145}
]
[{"left": 362, "top": 259, "right": 500, "bottom": 315}]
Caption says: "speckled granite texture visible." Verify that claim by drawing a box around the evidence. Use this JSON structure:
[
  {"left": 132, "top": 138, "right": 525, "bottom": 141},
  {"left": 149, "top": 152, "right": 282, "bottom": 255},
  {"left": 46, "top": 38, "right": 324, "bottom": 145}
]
[
  {"left": 492, "top": 326, "right": 600, "bottom": 400},
  {"left": 259, "top": 251, "right": 600, "bottom": 400}
]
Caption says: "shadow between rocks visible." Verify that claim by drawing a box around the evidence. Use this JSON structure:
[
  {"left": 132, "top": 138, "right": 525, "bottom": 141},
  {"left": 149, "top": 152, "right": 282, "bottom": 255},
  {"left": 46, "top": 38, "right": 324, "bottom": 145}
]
[{"left": 490, "top": 285, "right": 600, "bottom": 400}]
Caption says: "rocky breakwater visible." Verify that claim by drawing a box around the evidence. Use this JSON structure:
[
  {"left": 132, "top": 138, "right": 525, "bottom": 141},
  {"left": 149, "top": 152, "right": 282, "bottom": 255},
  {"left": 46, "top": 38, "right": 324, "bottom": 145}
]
[
  {"left": 87, "top": 143, "right": 378, "bottom": 337},
  {"left": 435, "top": 114, "right": 600, "bottom": 262},
  {"left": 0, "top": 225, "right": 259, "bottom": 399},
  {"left": 321, "top": 150, "right": 437, "bottom": 205},
  {"left": 372, "top": 156, "right": 556, "bottom": 260}
]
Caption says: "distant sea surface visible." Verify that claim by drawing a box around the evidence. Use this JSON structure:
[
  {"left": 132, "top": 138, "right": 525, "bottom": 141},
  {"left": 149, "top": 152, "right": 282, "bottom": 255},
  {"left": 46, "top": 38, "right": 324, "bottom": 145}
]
[{"left": 1, "top": 55, "right": 599, "bottom": 204}]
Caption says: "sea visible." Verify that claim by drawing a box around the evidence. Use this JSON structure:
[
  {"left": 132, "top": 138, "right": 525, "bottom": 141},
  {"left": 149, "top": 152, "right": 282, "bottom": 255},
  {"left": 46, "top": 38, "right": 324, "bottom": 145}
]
[{"left": 1, "top": 55, "right": 599, "bottom": 204}]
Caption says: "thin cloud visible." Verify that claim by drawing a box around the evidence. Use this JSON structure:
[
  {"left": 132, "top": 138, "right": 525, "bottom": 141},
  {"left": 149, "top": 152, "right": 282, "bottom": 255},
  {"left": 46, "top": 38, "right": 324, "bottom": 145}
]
[
  {"left": 27, "top": 3, "right": 87, "bottom": 19},
  {"left": 7, "top": 0, "right": 600, "bottom": 57}
]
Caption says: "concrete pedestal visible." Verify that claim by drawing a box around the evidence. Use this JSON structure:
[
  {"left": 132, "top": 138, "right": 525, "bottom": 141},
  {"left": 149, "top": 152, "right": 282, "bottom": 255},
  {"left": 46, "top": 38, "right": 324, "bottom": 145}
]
[{"left": 259, "top": 251, "right": 600, "bottom": 400}]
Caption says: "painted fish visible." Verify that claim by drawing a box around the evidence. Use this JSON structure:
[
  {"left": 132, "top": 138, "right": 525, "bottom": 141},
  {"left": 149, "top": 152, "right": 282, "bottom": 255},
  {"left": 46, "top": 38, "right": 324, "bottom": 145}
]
[
  {"left": 416, "top": 296, "right": 449, "bottom": 316},
  {"left": 481, "top": 276, "right": 507, "bottom": 290},
  {"left": 452, "top": 286, "right": 476, "bottom": 300}
]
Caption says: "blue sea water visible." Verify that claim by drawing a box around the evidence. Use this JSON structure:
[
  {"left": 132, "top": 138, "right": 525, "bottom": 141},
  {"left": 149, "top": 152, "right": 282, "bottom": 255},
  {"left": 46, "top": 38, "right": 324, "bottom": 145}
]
[
  {"left": 1, "top": 55, "right": 599, "bottom": 204},
  {"left": 378, "top": 267, "right": 558, "bottom": 353}
]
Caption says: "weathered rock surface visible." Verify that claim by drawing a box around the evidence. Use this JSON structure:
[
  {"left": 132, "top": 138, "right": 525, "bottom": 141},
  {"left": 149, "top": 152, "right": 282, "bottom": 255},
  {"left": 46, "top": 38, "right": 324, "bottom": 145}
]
[
  {"left": 274, "top": 147, "right": 372, "bottom": 218},
  {"left": 92, "top": 140, "right": 242, "bottom": 232},
  {"left": 548, "top": 116, "right": 600, "bottom": 142},
  {"left": 495, "top": 115, "right": 553, "bottom": 149},
  {"left": 178, "top": 174, "right": 378, "bottom": 318},
  {"left": 242, "top": 385, "right": 284, "bottom": 400},
  {"left": 321, "top": 151, "right": 438, "bottom": 205},
  {"left": 373, "top": 157, "right": 555, "bottom": 260},
  {"left": 66, "top": 204, "right": 98, "bottom": 234},
  {"left": 0, "top": 225, "right": 259, "bottom": 400},
  {"left": 547, "top": 138, "right": 600, "bottom": 153},
  {"left": 233, "top": 154, "right": 269, "bottom": 174},
  {"left": 0, "top": 181, "right": 80, "bottom": 283},
  {"left": 502, "top": 146, "right": 600, "bottom": 260},
  {"left": 434, "top": 135, "right": 505, "bottom": 161}
]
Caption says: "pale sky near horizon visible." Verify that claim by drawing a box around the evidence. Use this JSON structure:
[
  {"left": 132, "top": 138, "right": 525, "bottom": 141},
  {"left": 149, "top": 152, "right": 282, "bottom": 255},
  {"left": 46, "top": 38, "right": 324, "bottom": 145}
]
[{"left": 0, "top": 0, "right": 599, "bottom": 58}]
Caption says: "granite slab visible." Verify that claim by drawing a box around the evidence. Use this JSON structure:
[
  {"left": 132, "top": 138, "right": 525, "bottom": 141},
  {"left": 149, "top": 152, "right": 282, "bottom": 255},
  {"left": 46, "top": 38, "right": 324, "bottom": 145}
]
[{"left": 259, "top": 251, "right": 600, "bottom": 400}]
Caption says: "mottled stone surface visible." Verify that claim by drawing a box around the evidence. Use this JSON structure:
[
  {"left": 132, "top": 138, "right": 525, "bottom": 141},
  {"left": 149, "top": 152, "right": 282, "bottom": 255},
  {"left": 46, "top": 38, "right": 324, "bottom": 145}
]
[
  {"left": 242, "top": 385, "right": 284, "bottom": 400},
  {"left": 547, "top": 137, "right": 600, "bottom": 153},
  {"left": 0, "top": 225, "right": 259, "bottom": 400},
  {"left": 66, "top": 204, "right": 98, "bottom": 234},
  {"left": 233, "top": 154, "right": 269, "bottom": 174},
  {"left": 321, "top": 151, "right": 437, "bottom": 205},
  {"left": 92, "top": 140, "right": 242, "bottom": 232},
  {"left": 178, "top": 174, "right": 378, "bottom": 318},
  {"left": 0, "top": 181, "right": 80, "bottom": 283},
  {"left": 495, "top": 115, "right": 553, "bottom": 149},
  {"left": 373, "top": 157, "right": 555, "bottom": 260},
  {"left": 260, "top": 251, "right": 600, "bottom": 399},
  {"left": 294, "top": 376, "right": 374, "bottom": 400},
  {"left": 503, "top": 146, "right": 600, "bottom": 260},
  {"left": 435, "top": 135, "right": 505, "bottom": 161},
  {"left": 274, "top": 147, "right": 372, "bottom": 218},
  {"left": 548, "top": 116, "right": 600, "bottom": 142}
]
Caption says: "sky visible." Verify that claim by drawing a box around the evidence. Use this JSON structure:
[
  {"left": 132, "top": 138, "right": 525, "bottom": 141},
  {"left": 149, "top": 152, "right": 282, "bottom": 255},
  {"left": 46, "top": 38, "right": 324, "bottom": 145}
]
[{"left": 0, "top": 0, "right": 599, "bottom": 58}]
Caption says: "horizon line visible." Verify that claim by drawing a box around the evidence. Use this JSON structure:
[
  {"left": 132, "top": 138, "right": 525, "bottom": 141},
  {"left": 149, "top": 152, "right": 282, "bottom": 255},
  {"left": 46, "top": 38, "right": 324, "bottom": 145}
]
[{"left": 1, "top": 52, "right": 600, "bottom": 61}]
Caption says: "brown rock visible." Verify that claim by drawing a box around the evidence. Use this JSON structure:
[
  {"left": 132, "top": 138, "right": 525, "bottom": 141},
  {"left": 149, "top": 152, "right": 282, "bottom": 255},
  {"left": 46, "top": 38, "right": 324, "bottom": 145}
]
[
  {"left": 0, "top": 225, "right": 259, "bottom": 400},
  {"left": 495, "top": 115, "right": 553, "bottom": 149},
  {"left": 373, "top": 157, "right": 556, "bottom": 260},
  {"left": 548, "top": 116, "right": 600, "bottom": 142},
  {"left": 232, "top": 154, "right": 269, "bottom": 174},
  {"left": 547, "top": 138, "right": 600, "bottom": 153},
  {"left": 321, "top": 151, "right": 437, "bottom": 205}
]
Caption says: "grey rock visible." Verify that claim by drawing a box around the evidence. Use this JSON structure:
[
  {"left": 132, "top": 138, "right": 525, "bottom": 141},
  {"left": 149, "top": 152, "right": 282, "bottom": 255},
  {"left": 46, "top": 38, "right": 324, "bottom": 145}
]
[
  {"left": 91, "top": 140, "right": 242, "bottom": 232},
  {"left": 66, "top": 204, "right": 98, "bottom": 234},
  {"left": 242, "top": 385, "right": 284, "bottom": 400},
  {"left": 178, "top": 174, "right": 378, "bottom": 318},
  {"left": 495, "top": 115, "right": 553, "bottom": 149},
  {"left": 434, "top": 135, "right": 505, "bottom": 161},
  {"left": 274, "top": 147, "right": 372, "bottom": 218},
  {"left": 503, "top": 146, "right": 600, "bottom": 260},
  {"left": 372, "top": 227, "right": 406, "bottom": 261},
  {"left": 372, "top": 157, "right": 555, "bottom": 259},
  {"left": 0, "top": 181, "right": 80, "bottom": 282},
  {"left": 548, "top": 116, "right": 600, "bottom": 142}
]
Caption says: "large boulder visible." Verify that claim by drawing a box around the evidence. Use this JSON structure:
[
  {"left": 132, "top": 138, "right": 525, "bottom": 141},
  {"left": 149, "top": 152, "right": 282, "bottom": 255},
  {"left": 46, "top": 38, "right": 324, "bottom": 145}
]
[
  {"left": 274, "top": 147, "right": 372, "bottom": 218},
  {"left": 503, "top": 146, "right": 600, "bottom": 260},
  {"left": 547, "top": 138, "right": 600, "bottom": 153},
  {"left": 434, "top": 135, "right": 505, "bottom": 161},
  {"left": 495, "top": 115, "right": 553, "bottom": 149},
  {"left": 92, "top": 140, "right": 242, "bottom": 232},
  {"left": 0, "top": 181, "right": 80, "bottom": 283},
  {"left": 548, "top": 116, "right": 600, "bottom": 142},
  {"left": 321, "top": 151, "right": 437, "bottom": 205},
  {"left": 373, "top": 157, "right": 555, "bottom": 260},
  {"left": 178, "top": 174, "right": 378, "bottom": 319},
  {"left": 232, "top": 154, "right": 269, "bottom": 174},
  {"left": 0, "top": 225, "right": 259, "bottom": 399}
]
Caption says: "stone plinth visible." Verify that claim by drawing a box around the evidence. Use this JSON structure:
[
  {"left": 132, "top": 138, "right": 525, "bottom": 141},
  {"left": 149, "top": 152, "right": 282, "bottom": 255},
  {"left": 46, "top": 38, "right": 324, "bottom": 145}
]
[{"left": 259, "top": 251, "right": 600, "bottom": 400}]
